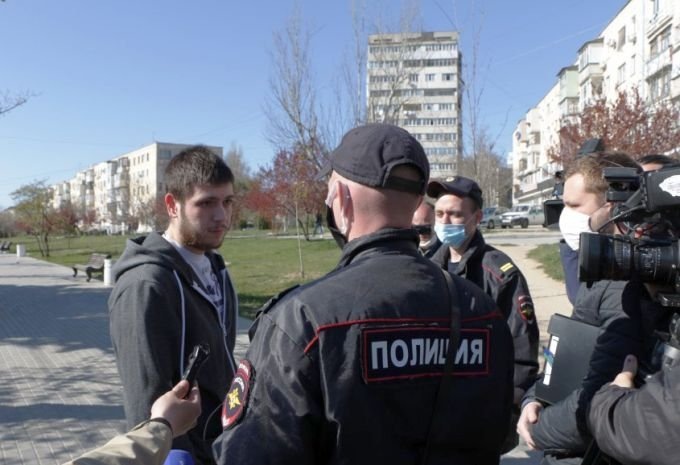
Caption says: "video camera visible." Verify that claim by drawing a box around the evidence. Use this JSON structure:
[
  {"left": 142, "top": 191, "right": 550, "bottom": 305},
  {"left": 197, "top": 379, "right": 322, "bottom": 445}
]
[
  {"left": 578, "top": 165, "right": 680, "bottom": 291},
  {"left": 578, "top": 165, "right": 680, "bottom": 374}
]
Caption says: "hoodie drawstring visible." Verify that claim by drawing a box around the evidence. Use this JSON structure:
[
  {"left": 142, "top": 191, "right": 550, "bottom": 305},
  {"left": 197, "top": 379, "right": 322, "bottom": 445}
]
[{"left": 173, "top": 270, "right": 187, "bottom": 375}]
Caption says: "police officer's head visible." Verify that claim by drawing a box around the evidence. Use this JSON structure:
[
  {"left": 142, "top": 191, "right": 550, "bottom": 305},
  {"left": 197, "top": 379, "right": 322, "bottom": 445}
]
[
  {"left": 319, "top": 123, "right": 429, "bottom": 247},
  {"left": 426, "top": 176, "right": 483, "bottom": 252}
]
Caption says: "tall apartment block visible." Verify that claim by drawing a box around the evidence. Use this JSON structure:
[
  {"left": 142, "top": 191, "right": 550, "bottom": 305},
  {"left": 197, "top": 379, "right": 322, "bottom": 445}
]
[
  {"left": 510, "top": 0, "right": 680, "bottom": 205},
  {"left": 51, "top": 142, "right": 223, "bottom": 233},
  {"left": 366, "top": 31, "right": 462, "bottom": 180}
]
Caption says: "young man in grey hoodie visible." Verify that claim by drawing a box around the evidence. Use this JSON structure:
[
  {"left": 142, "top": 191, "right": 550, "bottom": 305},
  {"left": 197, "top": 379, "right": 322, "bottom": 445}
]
[{"left": 109, "top": 145, "right": 238, "bottom": 465}]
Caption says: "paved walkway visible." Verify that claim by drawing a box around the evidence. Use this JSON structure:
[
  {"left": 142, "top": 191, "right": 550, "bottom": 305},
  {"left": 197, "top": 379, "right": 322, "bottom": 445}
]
[{"left": 0, "top": 242, "right": 568, "bottom": 464}]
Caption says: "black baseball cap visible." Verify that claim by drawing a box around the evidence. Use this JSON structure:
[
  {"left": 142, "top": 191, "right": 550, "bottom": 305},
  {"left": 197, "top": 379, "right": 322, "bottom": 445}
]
[
  {"left": 318, "top": 123, "right": 429, "bottom": 195},
  {"left": 427, "top": 176, "right": 484, "bottom": 209}
]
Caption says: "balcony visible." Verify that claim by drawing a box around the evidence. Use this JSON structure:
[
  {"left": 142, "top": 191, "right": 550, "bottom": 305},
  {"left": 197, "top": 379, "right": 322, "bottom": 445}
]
[{"left": 646, "top": 51, "right": 671, "bottom": 79}]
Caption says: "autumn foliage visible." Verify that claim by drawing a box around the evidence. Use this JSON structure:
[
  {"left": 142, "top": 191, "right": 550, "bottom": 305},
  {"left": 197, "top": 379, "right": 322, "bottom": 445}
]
[
  {"left": 549, "top": 89, "right": 680, "bottom": 166},
  {"left": 244, "top": 143, "right": 327, "bottom": 239}
]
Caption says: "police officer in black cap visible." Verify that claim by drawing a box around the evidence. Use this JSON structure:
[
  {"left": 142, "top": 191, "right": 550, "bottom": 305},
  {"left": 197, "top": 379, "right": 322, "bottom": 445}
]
[
  {"left": 213, "top": 124, "right": 514, "bottom": 465},
  {"left": 428, "top": 176, "right": 539, "bottom": 452}
]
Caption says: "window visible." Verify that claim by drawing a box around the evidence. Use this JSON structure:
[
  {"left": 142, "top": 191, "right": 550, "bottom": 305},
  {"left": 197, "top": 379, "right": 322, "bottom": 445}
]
[
  {"left": 439, "top": 103, "right": 453, "bottom": 111},
  {"left": 650, "top": 27, "right": 671, "bottom": 58},
  {"left": 617, "top": 63, "right": 626, "bottom": 85},
  {"left": 442, "top": 73, "right": 454, "bottom": 81},
  {"left": 425, "top": 73, "right": 435, "bottom": 82},
  {"left": 649, "top": 68, "right": 671, "bottom": 101},
  {"left": 409, "top": 73, "right": 418, "bottom": 83},
  {"left": 617, "top": 27, "right": 626, "bottom": 50},
  {"left": 630, "top": 54, "right": 636, "bottom": 75}
]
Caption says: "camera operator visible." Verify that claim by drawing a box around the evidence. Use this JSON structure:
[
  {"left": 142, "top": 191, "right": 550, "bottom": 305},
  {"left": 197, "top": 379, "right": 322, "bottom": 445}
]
[
  {"left": 518, "top": 153, "right": 647, "bottom": 465},
  {"left": 588, "top": 352, "right": 680, "bottom": 465}
]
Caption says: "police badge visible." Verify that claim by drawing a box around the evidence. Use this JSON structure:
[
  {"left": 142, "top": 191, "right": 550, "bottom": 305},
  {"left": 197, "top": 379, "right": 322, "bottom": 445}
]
[{"left": 221, "top": 360, "right": 254, "bottom": 429}]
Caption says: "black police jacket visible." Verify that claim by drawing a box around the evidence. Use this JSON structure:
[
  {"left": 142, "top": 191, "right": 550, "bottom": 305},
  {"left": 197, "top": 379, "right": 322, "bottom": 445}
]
[
  {"left": 588, "top": 356, "right": 680, "bottom": 465},
  {"left": 213, "top": 228, "right": 514, "bottom": 465},
  {"left": 527, "top": 280, "right": 667, "bottom": 464},
  {"left": 431, "top": 229, "right": 539, "bottom": 394}
]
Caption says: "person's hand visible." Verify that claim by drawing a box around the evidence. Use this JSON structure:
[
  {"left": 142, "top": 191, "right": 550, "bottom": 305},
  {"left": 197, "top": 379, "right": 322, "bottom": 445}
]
[
  {"left": 611, "top": 355, "right": 637, "bottom": 388},
  {"left": 517, "top": 401, "right": 543, "bottom": 450},
  {"left": 150, "top": 380, "right": 201, "bottom": 438},
  {"left": 588, "top": 202, "right": 613, "bottom": 232}
]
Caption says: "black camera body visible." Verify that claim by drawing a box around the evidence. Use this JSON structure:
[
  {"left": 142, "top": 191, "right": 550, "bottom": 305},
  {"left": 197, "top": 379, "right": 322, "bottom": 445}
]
[{"left": 579, "top": 165, "right": 680, "bottom": 288}]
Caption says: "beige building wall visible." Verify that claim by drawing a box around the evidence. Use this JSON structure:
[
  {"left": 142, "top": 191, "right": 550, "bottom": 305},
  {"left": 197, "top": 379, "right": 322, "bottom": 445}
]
[
  {"left": 367, "top": 31, "right": 462, "bottom": 180},
  {"left": 52, "top": 142, "right": 223, "bottom": 233}
]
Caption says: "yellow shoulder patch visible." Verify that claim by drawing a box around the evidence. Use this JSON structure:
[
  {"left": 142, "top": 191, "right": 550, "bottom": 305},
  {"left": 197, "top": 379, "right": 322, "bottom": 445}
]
[{"left": 499, "top": 262, "right": 514, "bottom": 273}]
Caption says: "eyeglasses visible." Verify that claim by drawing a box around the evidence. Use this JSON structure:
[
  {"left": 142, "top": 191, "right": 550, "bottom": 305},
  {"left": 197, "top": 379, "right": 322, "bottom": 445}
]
[{"left": 412, "top": 225, "right": 432, "bottom": 235}]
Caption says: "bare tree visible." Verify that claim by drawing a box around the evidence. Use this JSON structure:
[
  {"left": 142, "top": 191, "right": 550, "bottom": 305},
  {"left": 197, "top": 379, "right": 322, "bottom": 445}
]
[
  {"left": 460, "top": 127, "right": 511, "bottom": 207},
  {"left": 264, "top": 8, "right": 329, "bottom": 169},
  {"left": 224, "top": 142, "right": 254, "bottom": 227},
  {"left": 442, "top": 1, "right": 509, "bottom": 183},
  {"left": 224, "top": 142, "right": 252, "bottom": 183},
  {"left": 11, "top": 180, "right": 56, "bottom": 256},
  {"left": 363, "top": 1, "right": 426, "bottom": 125},
  {"left": 0, "top": 90, "right": 32, "bottom": 117}
]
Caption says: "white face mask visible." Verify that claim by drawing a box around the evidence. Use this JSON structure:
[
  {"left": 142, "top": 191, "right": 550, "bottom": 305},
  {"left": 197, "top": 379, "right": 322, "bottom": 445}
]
[{"left": 559, "top": 206, "right": 591, "bottom": 251}]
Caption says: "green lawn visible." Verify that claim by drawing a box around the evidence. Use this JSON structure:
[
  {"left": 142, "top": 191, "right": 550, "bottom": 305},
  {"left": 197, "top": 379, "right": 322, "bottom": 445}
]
[
  {"left": 526, "top": 243, "right": 565, "bottom": 282},
  {"left": 7, "top": 232, "right": 341, "bottom": 319},
  {"left": 7, "top": 232, "right": 565, "bottom": 319}
]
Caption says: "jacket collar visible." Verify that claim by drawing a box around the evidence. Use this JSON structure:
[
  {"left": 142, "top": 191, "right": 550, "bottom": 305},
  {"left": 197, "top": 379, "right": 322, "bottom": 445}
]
[
  {"left": 337, "top": 228, "right": 420, "bottom": 268},
  {"left": 432, "top": 228, "right": 486, "bottom": 272}
]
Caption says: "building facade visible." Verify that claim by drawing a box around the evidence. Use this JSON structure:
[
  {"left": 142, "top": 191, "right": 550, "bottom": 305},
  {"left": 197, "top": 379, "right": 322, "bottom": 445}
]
[
  {"left": 51, "top": 142, "right": 223, "bottom": 233},
  {"left": 510, "top": 0, "right": 680, "bottom": 205},
  {"left": 366, "top": 31, "right": 462, "bottom": 179}
]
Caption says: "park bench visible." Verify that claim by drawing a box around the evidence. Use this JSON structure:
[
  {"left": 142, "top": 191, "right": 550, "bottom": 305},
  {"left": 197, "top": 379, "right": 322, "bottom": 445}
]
[
  {"left": 0, "top": 241, "right": 11, "bottom": 253},
  {"left": 72, "top": 253, "right": 111, "bottom": 282}
]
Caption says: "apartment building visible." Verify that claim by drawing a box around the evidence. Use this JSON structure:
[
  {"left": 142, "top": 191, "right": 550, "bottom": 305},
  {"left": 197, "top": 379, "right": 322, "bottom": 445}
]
[
  {"left": 366, "top": 31, "right": 462, "bottom": 179},
  {"left": 510, "top": 0, "right": 680, "bottom": 205},
  {"left": 52, "top": 142, "right": 223, "bottom": 233}
]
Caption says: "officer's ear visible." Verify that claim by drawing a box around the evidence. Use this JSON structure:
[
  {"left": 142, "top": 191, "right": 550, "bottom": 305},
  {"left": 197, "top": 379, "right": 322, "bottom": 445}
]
[
  {"left": 474, "top": 205, "right": 483, "bottom": 225},
  {"left": 337, "top": 181, "right": 353, "bottom": 215}
]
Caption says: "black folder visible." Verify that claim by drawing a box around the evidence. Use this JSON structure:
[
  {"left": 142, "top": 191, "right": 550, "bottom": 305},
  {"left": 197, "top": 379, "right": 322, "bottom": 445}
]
[{"left": 535, "top": 313, "right": 603, "bottom": 405}]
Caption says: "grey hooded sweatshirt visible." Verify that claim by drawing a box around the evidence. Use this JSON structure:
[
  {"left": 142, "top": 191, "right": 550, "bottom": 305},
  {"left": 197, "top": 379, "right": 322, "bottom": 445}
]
[{"left": 109, "top": 232, "right": 237, "bottom": 465}]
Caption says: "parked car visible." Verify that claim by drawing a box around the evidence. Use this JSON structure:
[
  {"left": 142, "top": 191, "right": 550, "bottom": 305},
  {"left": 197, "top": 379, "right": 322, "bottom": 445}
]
[
  {"left": 479, "top": 206, "right": 508, "bottom": 229},
  {"left": 501, "top": 205, "right": 545, "bottom": 229}
]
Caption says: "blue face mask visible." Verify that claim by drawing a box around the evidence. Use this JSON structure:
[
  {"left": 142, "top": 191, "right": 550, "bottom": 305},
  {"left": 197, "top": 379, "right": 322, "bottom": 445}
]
[{"left": 434, "top": 223, "right": 468, "bottom": 248}]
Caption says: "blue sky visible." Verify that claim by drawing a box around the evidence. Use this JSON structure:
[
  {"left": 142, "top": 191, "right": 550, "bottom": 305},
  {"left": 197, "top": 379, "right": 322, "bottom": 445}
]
[{"left": 0, "top": 0, "right": 625, "bottom": 208}]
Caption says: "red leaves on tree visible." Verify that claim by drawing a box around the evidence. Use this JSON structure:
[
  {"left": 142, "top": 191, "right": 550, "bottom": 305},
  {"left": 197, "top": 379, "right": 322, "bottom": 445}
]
[
  {"left": 244, "top": 144, "right": 326, "bottom": 236},
  {"left": 549, "top": 89, "right": 680, "bottom": 166}
]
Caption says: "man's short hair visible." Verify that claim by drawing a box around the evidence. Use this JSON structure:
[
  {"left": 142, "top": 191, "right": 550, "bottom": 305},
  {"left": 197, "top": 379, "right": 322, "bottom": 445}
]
[
  {"left": 564, "top": 152, "right": 638, "bottom": 195},
  {"left": 165, "top": 145, "right": 234, "bottom": 201},
  {"left": 638, "top": 154, "right": 678, "bottom": 167}
]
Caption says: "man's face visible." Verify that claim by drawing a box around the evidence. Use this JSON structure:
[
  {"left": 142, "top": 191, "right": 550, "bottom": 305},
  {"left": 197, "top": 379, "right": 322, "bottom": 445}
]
[
  {"left": 434, "top": 194, "right": 480, "bottom": 239},
  {"left": 563, "top": 173, "right": 613, "bottom": 233},
  {"left": 563, "top": 173, "right": 603, "bottom": 216},
  {"left": 412, "top": 203, "right": 435, "bottom": 243},
  {"left": 175, "top": 183, "right": 234, "bottom": 253}
]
